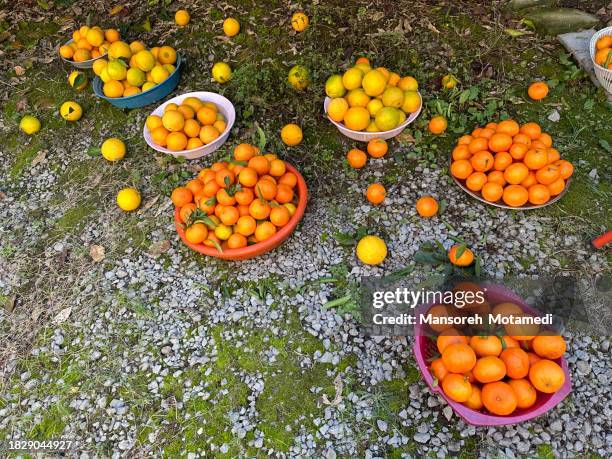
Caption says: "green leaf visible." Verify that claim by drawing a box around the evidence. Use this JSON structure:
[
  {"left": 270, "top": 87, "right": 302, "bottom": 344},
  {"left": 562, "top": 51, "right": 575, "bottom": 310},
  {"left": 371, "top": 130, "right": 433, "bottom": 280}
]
[
  {"left": 459, "top": 89, "right": 470, "bottom": 104},
  {"left": 143, "top": 17, "right": 152, "bottom": 33},
  {"left": 256, "top": 122, "right": 266, "bottom": 151},
  {"left": 413, "top": 250, "right": 443, "bottom": 265},
  {"left": 36, "top": 0, "right": 51, "bottom": 10},
  {"left": 599, "top": 139, "right": 612, "bottom": 153},
  {"left": 86, "top": 147, "right": 101, "bottom": 157},
  {"left": 583, "top": 99, "right": 594, "bottom": 110},
  {"left": 74, "top": 73, "right": 87, "bottom": 89},
  {"left": 333, "top": 231, "right": 357, "bottom": 246},
  {"left": 504, "top": 28, "right": 528, "bottom": 37},
  {"left": 474, "top": 256, "right": 482, "bottom": 278},
  {"left": 520, "top": 18, "right": 535, "bottom": 30},
  {"left": 455, "top": 244, "right": 467, "bottom": 259},
  {"left": 438, "top": 199, "right": 447, "bottom": 215}
]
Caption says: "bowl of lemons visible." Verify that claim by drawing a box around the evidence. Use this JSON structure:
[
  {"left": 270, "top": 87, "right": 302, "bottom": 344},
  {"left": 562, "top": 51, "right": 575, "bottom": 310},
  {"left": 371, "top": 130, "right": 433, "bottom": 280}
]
[
  {"left": 92, "top": 42, "right": 183, "bottom": 109},
  {"left": 323, "top": 58, "right": 422, "bottom": 141}
]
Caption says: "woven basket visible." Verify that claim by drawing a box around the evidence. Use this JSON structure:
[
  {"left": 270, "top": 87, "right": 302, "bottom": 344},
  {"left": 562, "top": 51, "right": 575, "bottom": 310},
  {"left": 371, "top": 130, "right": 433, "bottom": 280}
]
[{"left": 590, "top": 27, "right": 612, "bottom": 94}]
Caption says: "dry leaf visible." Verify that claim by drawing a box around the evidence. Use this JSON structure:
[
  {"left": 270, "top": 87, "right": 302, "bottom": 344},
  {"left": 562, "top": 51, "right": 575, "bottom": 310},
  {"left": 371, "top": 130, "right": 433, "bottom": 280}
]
[
  {"left": 320, "top": 374, "right": 344, "bottom": 406},
  {"left": 14, "top": 65, "right": 25, "bottom": 76},
  {"left": 53, "top": 306, "right": 72, "bottom": 324},
  {"left": 0, "top": 191, "right": 6, "bottom": 201},
  {"left": 148, "top": 240, "right": 170, "bottom": 258},
  {"left": 31, "top": 307, "right": 44, "bottom": 321},
  {"left": 3, "top": 295, "right": 16, "bottom": 313},
  {"left": 142, "top": 195, "right": 160, "bottom": 212},
  {"left": 15, "top": 98, "right": 28, "bottom": 111},
  {"left": 110, "top": 5, "right": 124, "bottom": 16},
  {"left": 89, "top": 245, "right": 105, "bottom": 262},
  {"left": 31, "top": 150, "right": 46, "bottom": 166}
]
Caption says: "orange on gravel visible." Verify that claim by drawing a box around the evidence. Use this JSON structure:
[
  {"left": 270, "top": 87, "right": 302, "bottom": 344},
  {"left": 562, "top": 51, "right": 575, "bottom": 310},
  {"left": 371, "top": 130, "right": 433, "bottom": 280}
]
[
  {"left": 450, "top": 159, "right": 473, "bottom": 180},
  {"left": 481, "top": 182, "right": 503, "bottom": 202},
  {"left": 502, "top": 184, "right": 529, "bottom": 207},
  {"left": 416, "top": 196, "right": 439, "bottom": 217},
  {"left": 366, "top": 183, "right": 386, "bottom": 205},
  {"left": 482, "top": 381, "right": 517, "bottom": 415},
  {"left": 448, "top": 245, "right": 474, "bottom": 266},
  {"left": 367, "top": 138, "right": 388, "bottom": 158},
  {"left": 528, "top": 81, "right": 549, "bottom": 100},
  {"left": 466, "top": 172, "right": 487, "bottom": 192},
  {"left": 347, "top": 148, "right": 367, "bottom": 168},
  {"left": 441, "top": 343, "right": 477, "bottom": 374}
]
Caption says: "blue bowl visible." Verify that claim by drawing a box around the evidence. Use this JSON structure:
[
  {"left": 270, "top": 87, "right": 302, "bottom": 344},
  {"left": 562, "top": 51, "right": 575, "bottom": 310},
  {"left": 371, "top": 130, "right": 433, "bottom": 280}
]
[{"left": 93, "top": 55, "right": 184, "bottom": 109}]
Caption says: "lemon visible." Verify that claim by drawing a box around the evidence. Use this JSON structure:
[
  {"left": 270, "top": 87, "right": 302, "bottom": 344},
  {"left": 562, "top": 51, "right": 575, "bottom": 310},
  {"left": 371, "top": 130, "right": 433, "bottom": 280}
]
[
  {"left": 356, "top": 235, "right": 387, "bottom": 265},
  {"left": 142, "top": 82, "right": 156, "bottom": 92},
  {"left": 288, "top": 65, "right": 309, "bottom": 90},
  {"left": 126, "top": 68, "right": 145, "bottom": 87},
  {"left": 346, "top": 88, "right": 370, "bottom": 108},
  {"left": 100, "top": 67, "right": 112, "bottom": 83},
  {"left": 343, "top": 107, "right": 370, "bottom": 131},
  {"left": 134, "top": 50, "right": 155, "bottom": 72},
  {"left": 146, "top": 115, "right": 163, "bottom": 131},
  {"left": 19, "top": 115, "right": 41, "bottom": 135},
  {"left": 325, "top": 74, "right": 346, "bottom": 98},
  {"left": 374, "top": 107, "right": 400, "bottom": 131},
  {"left": 108, "top": 41, "right": 132, "bottom": 60},
  {"left": 280, "top": 124, "right": 303, "bottom": 146},
  {"left": 92, "top": 59, "right": 108, "bottom": 76},
  {"left": 342, "top": 67, "right": 363, "bottom": 91},
  {"left": 163, "top": 64, "right": 176, "bottom": 74},
  {"left": 60, "top": 101, "right": 83, "bottom": 121},
  {"left": 366, "top": 98, "right": 383, "bottom": 116},
  {"left": 223, "top": 18, "right": 240, "bottom": 37},
  {"left": 401, "top": 90, "right": 421, "bottom": 113},
  {"left": 107, "top": 60, "right": 127, "bottom": 80},
  {"left": 398, "top": 76, "right": 418, "bottom": 92},
  {"left": 354, "top": 62, "right": 372, "bottom": 75},
  {"left": 151, "top": 65, "right": 170, "bottom": 84},
  {"left": 103, "top": 80, "right": 124, "bottom": 98},
  {"left": 101, "top": 138, "right": 126, "bottom": 161},
  {"left": 327, "top": 97, "right": 349, "bottom": 122},
  {"left": 442, "top": 74, "right": 458, "bottom": 89},
  {"left": 291, "top": 12, "right": 309, "bottom": 32},
  {"left": 397, "top": 110, "right": 406, "bottom": 125},
  {"left": 212, "top": 62, "right": 232, "bottom": 83},
  {"left": 365, "top": 120, "right": 379, "bottom": 132},
  {"left": 123, "top": 87, "right": 141, "bottom": 97},
  {"left": 116, "top": 188, "right": 141, "bottom": 211},
  {"left": 129, "top": 41, "right": 146, "bottom": 54},
  {"left": 175, "top": 9, "right": 190, "bottom": 26},
  {"left": 68, "top": 71, "right": 88, "bottom": 91},
  {"left": 381, "top": 87, "right": 404, "bottom": 108},
  {"left": 362, "top": 69, "right": 386, "bottom": 96}
]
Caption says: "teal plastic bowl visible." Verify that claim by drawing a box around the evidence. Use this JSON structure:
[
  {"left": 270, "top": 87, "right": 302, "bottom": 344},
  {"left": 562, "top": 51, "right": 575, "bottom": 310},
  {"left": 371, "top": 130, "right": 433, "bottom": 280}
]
[{"left": 92, "top": 55, "right": 184, "bottom": 109}]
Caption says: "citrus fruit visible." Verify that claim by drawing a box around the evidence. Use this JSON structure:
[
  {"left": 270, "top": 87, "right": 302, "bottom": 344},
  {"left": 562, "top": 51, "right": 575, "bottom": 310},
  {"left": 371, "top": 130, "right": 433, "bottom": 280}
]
[
  {"left": 441, "top": 343, "right": 476, "bottom": 373},
  {"left": 528, "top": 81, "right": 549, "bottom": 100},
  {"left": 68, "top": 71, "right": 88, "bottom": 91},
  {"left": 325, "top": 75, "right": 346, "bottom": 98},
  {"left": 60, "top": 101, "right": 83, "bottom": 121},
  {"left": 361, "top": 69, "right": 387, "bottom": 96},
  {"left": 223, "top": 18, "right": 240, "bottom": 37},
  {"left": 344, "top": 107, "right": 370, "bottom": 131},
  {"left": 366, "top": 183, "right": 386, "bottom": 205},
  {"left": 288, "top": 65, "right": 309, "bottom": 90},
  {"left": 101, "top": 138, "right": 126, "bottom": 161},
  {"left": 367, "top": 138, "right": 388, "bottom": 158},
  {"left": 428, "top": 116, "right": 447, "bottom": 134},
  {"left": 342, "top": 67, "right": 364, "bottom": 91},
  {"left": 291, "top": 12, "right": 309, "bottom": 32},
  {"left": 416, "top": 196, "right": 438, "bottom": 217},
  {"left": 375, "top": 107, "right": 400, "bottom": 131},
  {"left": 442, "top": 373, "right": 472, "bottom": 403},
  {"left": 212, "top": 62, "right": 232, "bottom": 83},
  {"left": 347, "top": 149, "right": 367, "bottom": 169},
  {"left": 19, "top": 115, "right": 41, "bottom": 135},
  {"left": 473, "top": 356, "right": 506, "bottom": 383},
  {"left": 346, "top": 88, "right": 370, "bottom": 108},
  {"left": 531, "top": 335, "right": 566, "bottom": 359},
  {"left": 529, "top": 359, "right": 565, "bottom": 393},
  {"left": 482, "top": 381, "right": 517, "bottom": 415},
  {"left": 508, "top": 379, "right": 537, "bottom": 409},
  {"left": 175, "top": 9, "right": 190, "bottom": 26},
  {"left": 356, "top": 235, "right": 387, "bottom": 265},
  {"left": 401, "top": 90, "right": 421, "bottom": 113},
  {"left": 134, "top": 50, "right": 155, "bottom": 72},
  {"left": 327, "top": 98, "right": 349, "bottom": 122},
  {"left": 398, "top": 76, "right": 418, "bottom": 91},
  {"left": 442, "top": 74, "right": 458, "bottom": 89},
  {"left": 116, "top": 188, "right": 141, "bottom": 211},
  {"left": 280, "top": 123, "right": 303, "bottom": 146},
  {"left": 448, "top": 245, "right": 474, "bottom": 266},
  {"left": 381, "top": 87, "right": 404, "bottom": 108}
]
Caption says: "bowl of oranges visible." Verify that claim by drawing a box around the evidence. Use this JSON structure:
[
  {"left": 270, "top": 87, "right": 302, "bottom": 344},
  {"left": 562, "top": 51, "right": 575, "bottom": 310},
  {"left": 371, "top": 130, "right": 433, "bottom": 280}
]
[
  {"left": 323, "top": 58, "right": 422, "bottom": 142},
  {"left": 450, "top": 120, "right": 573, "bottom": 209},
  {"left": 59, "top": 25, "right": 119, "bottom": 69},
  {"left": 590, "top": 27, "right": 612, "bottom": 93},
  {"left": 172, "top": 143, "right": 307, "bottom": 260},
  {"left": 414, "top": 283, "right": 572, "bottom": 426},
  {"left": 143, "top": 92, "right": 235, "bottom": 160}
]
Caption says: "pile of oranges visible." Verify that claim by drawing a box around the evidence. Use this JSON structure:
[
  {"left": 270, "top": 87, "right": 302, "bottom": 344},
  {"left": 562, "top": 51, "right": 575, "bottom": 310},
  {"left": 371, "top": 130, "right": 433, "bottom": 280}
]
[
  {"left": 146, "top": 96, "right": 228, "bottom": 151},
  {"left": 428, "top": 301, "right": 567, "bottom": 416},
  {"left": 450, "top": 120, "right": 573, "bottom": 207},
  {"left": 59, "top": 25, "right": 121, "bottom": 62},
  {"left": 171, "top": 143, "right": 300, "bottom": 250},
  {"left": 594, "top": 35, "right": 612, "bottom": 69}
]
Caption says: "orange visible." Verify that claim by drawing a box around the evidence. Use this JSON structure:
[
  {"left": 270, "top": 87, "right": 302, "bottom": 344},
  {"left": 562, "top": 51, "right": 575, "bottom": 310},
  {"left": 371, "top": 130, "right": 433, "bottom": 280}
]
[
  {"left": 520, "top": 122, "right": 541, "bottom": 140},
  {"left": 464, "top": 384, "right": 483, "bottom": 411},
  {"left": 508, "top": 379, "right": 537, "bottom": 409},
  {"left": 198, "top": 196, "right": 216, "bottom": 215},
  {"left": 470, "top": 336, "right": 502, "bottom": 357},
  {"left": 441, "top": 343, "right": 477, "bottom": 373},
  {"left": 547, "top": 178, "right": 565, "bottom": 196},
  {"left": 73, "top": 48, "right": 92, "bottom": 62},
  {"left": 470, "top": 151, "right": 494, "bottom": 172},
  {"left": 441, "top": 374, "right": 472, "bottom": 403},
  {"left": 473, "top": 356, "right": 506, "bottom": 383},
  {"left": 481, "top": 182, "right": 503, "bottom": 202},
  {"left": 347, "top": 149, "right": 367, "bottom": 168},
  {"left": 278, "top": 172, "right": 298, "bottom": 188},
  {"left": 595, "top": 47, "right": 612, "bottom": 65},
  {"left": 493, "top": 152, "right": 512, "bottom": 171},
  {"left": 255, "top": 221, "right": 277, "bottom": 242},
  {"left": 185, "top": 223, "right": 208, "bottom": 244},
  {"left": 503, "top": 163, "right": 529, "bottom": 185},
  {"left": 249, "top": 199, "right": 271, "bottom": 220},
  {"left": 466, "top": 172, "right": 487, "bottom": 192},
  {"left": 428, "top": 115, "right": 447, "bottom": 134},
  {"left": 215, "top": 168, "right": 235, "bottom": 188},
  {"left": 482, "top": 381, "right": 517, "bottom": 415},
  {"left": 367, "top": 138, "right": 388, "bottom": 158},
  {"left": 234, "top": 143, "right": 256, "bottom": 161},
  {"left": 478, "top": 128, "right": 495, "bottom": 139},
  {"left": 523, "top": 149, "right": 548, "bottom": 170},
  {"left": 238, "top": 167, "right": 259, "bottom": 188},
  {"left": 171, "top": 187, "right": 193, "bottom": 207},
  {"left": 151, "top": 126, "right": 169, "bottom": 146},
  {"left": 430, "top": 358, "right": 449, "bottom": 382},
  {"left": 527, "top": 81, "right": 549, "bottom": 100},
  {"left": 199, "top": 126, "right": 220, "bottom": 145},
  {"left": 179, "top": 203, "right": 197, "bottom": 223},
  {"left": 177, "top": 105, "right": 195, "bottom": 120},
  {"left": 512, "top": 133, "right": 532, "bottom": 147},
  {"left": 502, "top": 336, "right": 520, "bottom": 349},
  {"left": 270, "top": 206, "right": 291, "bottom": 227},
  {"left": 416, "top": 196, "right": 438, "bottom": 217},
  {"left": 436, "top": 328, "right": 469, "bottom": 353},
  {"left": 488, "top": 133, "right": 512, "bottom": 153},
  {"left": 427, "top": 305, "right": 453, "bottom": 333},
  {"left": 468, "top": 137, "right": 489, "bottom": 154},
  {"left": 457, "top": 135, "right": 473, "bottom": 145},
  {"left": 539, "top": 133, "right": 553, "bottom": 148},
  {"left": 452, "top": 145, "right": 471, "bottom": 161},
  {"left": 275, "top": 184, "right": 294, "bottom": 204},
  {"left": 502, "top": 185, "right": 528, "bottom": 207},
  {"left": 366, "top": 183, "right": 386, "bottom": 205},
  {"left": 529, "top": 359, "right": 565, "bottom": 393},
  {"left": 496, "top": 119, "right": 520, "bottom": 136},
  {"left": 520, "top": 171, "right": 537, "bottom": 188},
  {"left": 105, "top": 29, "right": 120, "bottom": 43},
  {"left": 183, "top": 119, "right": 201, "bottom": 138},
  {"left": 472, "top": 128, "right": 483, "bottom": 137},
  {"left": 227, "top": 233, "right": 247, "bottom": 249},
  {"left": 596, "top": 36, "right": 612, "bottom": 50},
  {"left": 248, "top": 156, "right": 270, "bottom": 175},
  {"left": 255, "top": 179, "right": 277, "bottom": 200},
  {"left": 509, "top": 143, "right": 528, "bottom": 161},
  {"left": 185, "top": 179, "right": 205, "bottom": 196},
  {"left": 535, "top": 165, "right": 560, "bottom": 185},
  {"left": 500, "top": 347, "right": 530, "bottom": 379},
  {"left": 554, "top": 160, "right": 573, "bottom": 179},
  {"left": 269, "top": 159, "right": 286, "bottom": 177},
  {"left": 450, "top": 160, "right": 473, "bottom": 180},
  {"left": 197, "top": 106, "right": 217, "bottom": 125},
  {"left": 219, "top": 206, "right": 240, "bottom": 226},
  {"left": 487, "top": 171, "right": 506, "bottom": 186},
  {"left": 216, "top": 188, "right": 236, "bottom": 206},
  {"left": 527, "top": 352, "right": 542, "bottom": 367},
  {"left": 235, "top": 187, "right": 254, "bottom": 206},
  {"left": 448, "top": 245, "right": 474, "bottom": 266},
  {"left": 528, "top": 184, "right": 550, "bottom": 205},
  {"left": 236, "top": 215, "right": 256, "bottom": 236},
  {"left": 259, "top": 174, "right": 276, "bottom": 184},
  {"left": 532, "top": 335, "right": 566, "bottom": 359},
  {"left": 485, "top": 122, "right": 498, "bottom": 130},
  {"left": 203, "top": 179, "right": 220, "bottom": 197}
]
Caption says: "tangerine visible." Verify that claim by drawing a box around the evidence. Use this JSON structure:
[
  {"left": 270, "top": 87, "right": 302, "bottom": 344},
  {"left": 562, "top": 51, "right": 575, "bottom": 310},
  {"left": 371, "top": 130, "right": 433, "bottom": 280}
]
[
  {"left": 529, "top": 359, "right": 565, "bottom": 393},
  {"left": 502, "top": 185, "right": 529, "bottom": 207},
  {"left": 500, "top": 347, "right": 530, "bottom": 379},
  {"left": 473, "top": 356, "right": 506, "bottom": 383}
]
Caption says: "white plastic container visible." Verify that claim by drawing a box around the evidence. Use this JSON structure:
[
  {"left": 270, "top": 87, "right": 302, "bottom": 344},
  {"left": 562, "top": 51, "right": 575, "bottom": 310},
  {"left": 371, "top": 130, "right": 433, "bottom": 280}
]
[
  {"left": 59, "top": 39, "right": 108, "bottom": 69},
  {"left": 323, "top": 94, "right": 422, "bottom": 142},
  {"left": 590, "top": 26, "right": 612, "bottom": 94},
  {"left": 143, "top": 91, "right": 236, "bottom": 160}
]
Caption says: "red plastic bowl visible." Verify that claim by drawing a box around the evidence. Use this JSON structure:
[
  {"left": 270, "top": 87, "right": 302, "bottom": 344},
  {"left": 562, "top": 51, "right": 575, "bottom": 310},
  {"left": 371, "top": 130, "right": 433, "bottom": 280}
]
[
  {"left": 174, "top": 163, "right": 308, "bottom": 260},
  {"left": 413, "top": 284, "right": 572, "bottom": 426}
]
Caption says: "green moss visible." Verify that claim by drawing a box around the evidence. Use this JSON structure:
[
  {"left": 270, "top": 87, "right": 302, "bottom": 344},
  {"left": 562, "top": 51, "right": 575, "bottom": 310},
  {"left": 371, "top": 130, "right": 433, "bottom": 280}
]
[
  {"left": 9, "top": 138, "right": 45, "bottom": 178},
  {"left": 15, "top": 20, "right": 60, "bottom": 48},
  {"left": 53, "top": 201, "right": 96, "bottom": 233},
  {"left": 536, "top": 443, "right": 554, "bottom": 459}
]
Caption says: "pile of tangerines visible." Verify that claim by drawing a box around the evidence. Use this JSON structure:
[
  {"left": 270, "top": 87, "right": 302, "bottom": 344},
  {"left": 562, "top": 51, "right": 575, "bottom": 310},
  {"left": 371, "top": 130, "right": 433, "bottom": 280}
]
[
  {"left": 429, "top": 301, "right": 567, "bottom": 416},
  {"left": 450, "top": 120, "right": 573, "bottom": 207},
  {"left": 170, "top": 143, "right": 300, "bottom": 251}
]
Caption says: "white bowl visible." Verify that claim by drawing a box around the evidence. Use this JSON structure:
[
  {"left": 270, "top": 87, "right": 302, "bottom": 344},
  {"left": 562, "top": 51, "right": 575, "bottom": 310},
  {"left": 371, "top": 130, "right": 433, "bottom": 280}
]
[
  {"left": 59, "top": 39, "right": 108, "bottom": 69},
  {"left": 143, "top": 91, "right": 235, "bottom": 160},
  {"left": 590, "top": 26, "right": 612, "bottom": 94},
  {"left": 323, "top": 94, "right": 422, "bottom": 142}
]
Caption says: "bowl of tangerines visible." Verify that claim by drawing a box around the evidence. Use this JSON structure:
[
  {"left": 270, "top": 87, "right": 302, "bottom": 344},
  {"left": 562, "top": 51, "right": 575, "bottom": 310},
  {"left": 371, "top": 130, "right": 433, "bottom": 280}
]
[
  {"left": 414, "top": 283, "right": 571, "bottom": 426},
  {"left": 171, "top": 143, "right": 307, "bottom": 260},
  {"left": 450, "top": 120, "right": 573, "bottom": 209}
]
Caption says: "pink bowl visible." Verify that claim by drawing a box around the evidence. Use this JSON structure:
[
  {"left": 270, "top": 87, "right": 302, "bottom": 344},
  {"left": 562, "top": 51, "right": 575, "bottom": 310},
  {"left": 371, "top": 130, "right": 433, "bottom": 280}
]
[{"left": 413, "top": 284, "right": 572, "bottom": 426}]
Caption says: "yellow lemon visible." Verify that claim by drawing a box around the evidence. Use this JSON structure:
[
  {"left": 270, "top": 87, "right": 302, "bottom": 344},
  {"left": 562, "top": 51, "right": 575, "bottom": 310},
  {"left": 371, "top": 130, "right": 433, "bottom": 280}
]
[
  {"left": 108, "top": 41, "right": 132, "bottom": 60},
  {"left": 223, "top": 18, "right": 240, "bottom": 37},
  {"left": 342, "top": 67, "right": 364, "bottom": 91},
  {"left": 142, "top": 82, "right": 156, "bottom": 92},
  {"left": 356, "top": 235, "right": 387, "bottom": 265},
  {"left": 116, "top": 188, "right": 141, "bottom": 211},
  {"left": 162, "top": 110, "right": 185, "bottom": 132},
  {"left": 288, "top": 65, "right": 309, "bottom": 90},
  {"left": 401, "top": 90, "right": 421, "bottom": 113},
  {"left": 129, "top": 40, "right": 146, "bottom": 54},
  {"left": 165, "top": 103, "right": 179, "bottom": 113},
  {"left": 126, "top": 68, "right": 146, "bottom": 87},
  {"left": 60, "top": 101, "right": 83, "bottom": 121},
  {"left": 346, "top": 88, "right": 370, "bottom": 108},
  {"left": 86, "top": 28, "right": 104, "bottom": 47},
  {"left": 101, "top": 138, "right": 126, "bottom": 161},
  {"left": 19, "top": 115, "right": 41, "bottom": 135},
  {"left": 280, "top": 123, "right": 303, "bottom": 146},
  {"left": 100, "top": 67, "right": 112, "bottom": 83},
  {"left": 107, "top": 60, "right": 127, "bottom": 80},
  {"left": 134, "top": 50, "right": 155, "bottom": 72},
  {"left": 398, "top": 76, "right": 418, "bottom": 91},
  {"left": 157, "top": 46, "right": 177, "bottom": 64},
  {"left": 398, "top": 110, "right": 406, "bottom": 125},
  {"left": 212, "top": 62, "right": 232, "bottom": 83},
  {"left": 327, "top": 97, "right": 349, "bottom": 122},
  {"left": 374, "top": 107, "right": 400, "bottom": 131},
  {"left": 442, "top": 74, "right": 458, "bottom": 89},
  {"left": 366, "top": 99, "right": 383, "bottom": 117},
  {"left": 325, "top": 74, "right": 346, "bottom": 98},
  {"left": 103, "top": 80, "right": 124, "bottom": 98},
  {"left": 123, "top": 87, "right": 141, "bottom": 97},
  {"left": 343, "top": 107, "right": 370, "bottom": 131},
  {"left": 68, "top": 70, "right": 88, "bottom": 91},
  {"left": 291, "top": 12, "right": 309, "bottom": 32},
  {"left": 175, "top": 10, "right": 190, "bottom": 26},
  {"left": 163, "top": 64, "right": 176, "bottom": 74},
  {"left": 151, "top": 65, "right": 170, "bottom": 84},
  {"left": 92, "top": 59, "right": 108, "bottom": 76},
  {"left": 354, "top": 62, "right": 372, "bottom": 75},
  {"left": 381, "top": 87, "right": 404, "bottom": 108},
  {"left": 146, "top": 115, "right": 163, "bottom": 131},
  {"left": 182, "top": 96, "right": 204, "bottom": 112},
  {"left": 365, "top": 120, "right": 379, "bottom": 132},
  {"left": 362, "top": 69, "right": 386, "bottom": 96}
]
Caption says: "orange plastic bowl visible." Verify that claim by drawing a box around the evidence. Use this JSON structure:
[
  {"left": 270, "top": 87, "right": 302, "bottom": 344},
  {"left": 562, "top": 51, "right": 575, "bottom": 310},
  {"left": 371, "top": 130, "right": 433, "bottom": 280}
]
[{"left": 174, "top": 163, "right": 308, "bottom": 260}]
